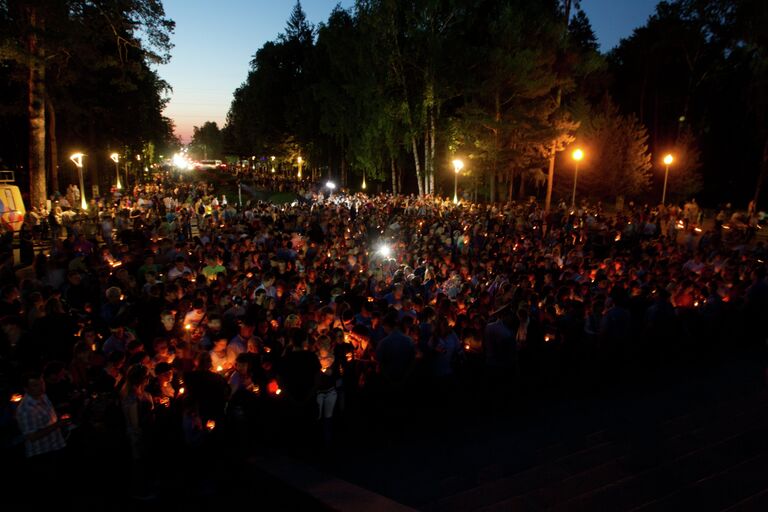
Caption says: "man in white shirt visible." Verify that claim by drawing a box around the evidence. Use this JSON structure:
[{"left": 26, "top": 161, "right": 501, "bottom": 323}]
[{"left": 167, "top": 256, "right": 193, "bottom": 281}]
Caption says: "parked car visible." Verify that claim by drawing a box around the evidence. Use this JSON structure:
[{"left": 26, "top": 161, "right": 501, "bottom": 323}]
[{"left": 195, "top": 159, "right": 226, "bottom": 171}]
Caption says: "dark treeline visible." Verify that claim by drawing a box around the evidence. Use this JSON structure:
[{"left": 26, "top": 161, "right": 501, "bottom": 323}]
[
  {"left": 0, "top": 0, "right": 178, "bottom": 207},
  {"left": 224, "top": 0, "right": 767, "bottom": 208}
]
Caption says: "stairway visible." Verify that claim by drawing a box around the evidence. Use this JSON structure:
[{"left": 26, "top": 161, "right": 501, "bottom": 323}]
[{"left": 428, "top": 386, "right": 768, "bottom": 512}]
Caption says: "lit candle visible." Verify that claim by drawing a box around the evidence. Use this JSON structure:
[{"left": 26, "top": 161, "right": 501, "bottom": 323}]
[
  {"left": 178, "top": 387, "right": 185, "bottom": 395},
  {"left": 10, "top": 393, "right": 23, "bottom": 403},
  {"left": 216, "top": 365, "right": 223, "bottom": 373},
  {"left": 205, "top": 420, "right": 216, "bottom": 431}
]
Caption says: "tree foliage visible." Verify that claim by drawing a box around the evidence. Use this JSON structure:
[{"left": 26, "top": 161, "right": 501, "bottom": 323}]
[
  {"left": 190, "top": 122, "right": 222, "bottom": 160},
  {"left": 568, "top": 97, "right": 652, "bottom": 200},
  {"left": 225, "top": 0, "right": 595, "bottom": 198},
  {"left": 0, "top": 0, "right": 176, "bottom": 204}
]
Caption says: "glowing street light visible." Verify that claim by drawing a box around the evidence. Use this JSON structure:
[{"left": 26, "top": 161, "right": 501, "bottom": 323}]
[
  {"left": 571, "top": 148, "right": 584, "bottom": 208},
  {"left": 297, "top": 156, "right": 303, "bottom": 179},
  {"left": 110, "top": 153, "right": 122, "bottom": 190},
  {"left": 452, "top": 159, "right": 464, "bottom": 204},
  {"left": 270, "top": 155, "right": 276, "bottom": 173},
  {"left": 70, "top": 153, "right": 88, "bottom": 210},
  {"left": 326, "top": 181, "right": 336, "bottom": 190},
  {"left": 662, "top": 153, "right": 674, "bottom": 205}
]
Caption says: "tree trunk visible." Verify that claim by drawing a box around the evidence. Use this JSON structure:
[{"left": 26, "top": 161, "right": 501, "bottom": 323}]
[
  {"left": 753, "top": 137, "right": 768, "bottom": 210},
  {"left": 46, "top": 93, "right": 58, "bottom": 195},
  {"left": 27, "top": 8, "right": 47, "bottom": 208},
  {"left": 491, "top": 91, "right": 501, "bottom": 203},
  {"left": 391, "top": 159, "right": 397, "bottom": 194},
  {"left": 507, "top": 171, "right": 514, "bottom": 202},
  {"left": 428, "top": 101, "right": 436, "bottom": 195},
  {"left": 519, "top": 172, "right": 526, "bottom": 198},
  {"left": 88, "top": 122, "right": 99, "bottom": 197},
  {"left": 545, "top": 0, "right": 571, "bottom": 212},
  {"left": 411, "top": 135, "right": 424, "bottom": 196}
]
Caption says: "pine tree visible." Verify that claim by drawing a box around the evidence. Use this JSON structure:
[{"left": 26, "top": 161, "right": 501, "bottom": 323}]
[
  {"left": 572, "top": 97, "right": 652, "bottom": 200},
  {"left": 667, "top": 128, "right": 703, "bottom": 201}
]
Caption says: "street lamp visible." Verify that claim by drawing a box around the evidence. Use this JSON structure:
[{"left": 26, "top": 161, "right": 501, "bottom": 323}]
[
  {"left": 270, "top": 155, "right": 276, "bottom": 173},
  {"left": 452, "top": 159, "right": 464, "bottom": 204},
  {"left": 326, "top": 181, "right": 336, "bottom": 191},
  {"left": 662, "top": 154, "right": 674, "bottom": 205},
  {"left": 110, "top": 153, "right": 122, "bottom": 190},
  {"left": 297, "top": 156, "right": 303, "bottom": 179},
  {"left": 70, "top": 153, "right": 88, "bottom": 210},
  {"left": 571, "top": 148, "right": 584, "bottom": 208}
]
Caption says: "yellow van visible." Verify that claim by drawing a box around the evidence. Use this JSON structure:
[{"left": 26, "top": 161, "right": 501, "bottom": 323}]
[{"left": 0, "top": 170, "right": 25, "bottom": 232}]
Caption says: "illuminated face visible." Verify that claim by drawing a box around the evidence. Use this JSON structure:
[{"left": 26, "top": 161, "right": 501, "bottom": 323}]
[
  {"left": 239, "top": 323, "right": 255, "bottom": 338},
  {"left": 161, "top": 314, "right": 175, "bottom": 331}
]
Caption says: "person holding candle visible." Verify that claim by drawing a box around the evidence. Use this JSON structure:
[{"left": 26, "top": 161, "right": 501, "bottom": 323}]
[
  {"left": 16, "top": 373, "right": 68, "bottom": 458},
  {"left": 314, "top": 336, "right": 338, "bottom": 448},
  {"left": 210, "top": 337, "right": 234, "bottom": 375},
  {"left": 120, "top": 364, "right": 155, "bottom": 500}
]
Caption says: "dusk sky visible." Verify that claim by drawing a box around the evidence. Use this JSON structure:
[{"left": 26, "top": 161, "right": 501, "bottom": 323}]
[{"left": 159, "top": 0, "right": 660, "bottom": 143}]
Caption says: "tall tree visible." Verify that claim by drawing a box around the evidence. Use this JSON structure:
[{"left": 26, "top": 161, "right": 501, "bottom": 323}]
[
  {"left": 190, "top": 121, "right": 222, "bottom": 160},
  {"left": 571, "top": 97, "right": 652, "bottom": 200},
  {"left": 0, "top": 0, "right": 174, "bottom": 206}
]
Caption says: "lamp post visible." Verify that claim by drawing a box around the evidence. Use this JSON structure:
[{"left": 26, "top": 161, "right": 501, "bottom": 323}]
[
  {"left": 571, "top": 148, "right": 584, "bottom": 209},
  {"left": 297, "top": 156, "right": 303, "bottom": 179},
  {"left": 110, "top": 153, "right": 122, "bottom": 191},
  {"left": 452, "top": 159, "right": 464, "bottom": 204},
  {"left": 270, "top": 155, "right": 276, "bottom": 173},
  {"left": 662, "top": 154, "right": 674, "bottom": 205},
  {"left": 70, "top": 153, "right": 87, "bottom": 210}
]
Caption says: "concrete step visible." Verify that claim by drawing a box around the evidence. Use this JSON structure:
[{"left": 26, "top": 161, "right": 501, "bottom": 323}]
[
  {"left": 723, "top": 487, "right": 768, "bottom": 512},
  {"left": 250, "top": 456, "right": 416, "bottom": 512},
  {"left": 431, "top": 434, "right": 621, "bottom": 512},
  {"left": 634, "top": 452, "right": 768, "bottom": 512},
  {"left": 548, "top": 413, "right": 768, "bottom": 512},
  {"left": 483, "top": 402, "right": 768, "bottom": 512}
]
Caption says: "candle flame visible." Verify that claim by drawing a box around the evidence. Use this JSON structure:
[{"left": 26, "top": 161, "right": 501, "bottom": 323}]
[
  {"left": 10, "top": 393, "right": 23, "bottom": 403},
  {"left": 216, "top": 365, "right": 223, "bottom": 373},
  {"left": 206, "top": 420, "right": 216, "bottom": 431}
]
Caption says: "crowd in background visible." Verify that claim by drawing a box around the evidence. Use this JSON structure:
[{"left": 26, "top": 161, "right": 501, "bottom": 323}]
[{"left": 1, "top": 172, "right": 767, "bottom": 501}]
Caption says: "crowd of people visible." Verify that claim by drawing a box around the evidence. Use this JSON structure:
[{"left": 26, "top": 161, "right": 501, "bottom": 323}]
[{"left": 1, "top": 172, "right": 767, "bottom": 501}]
